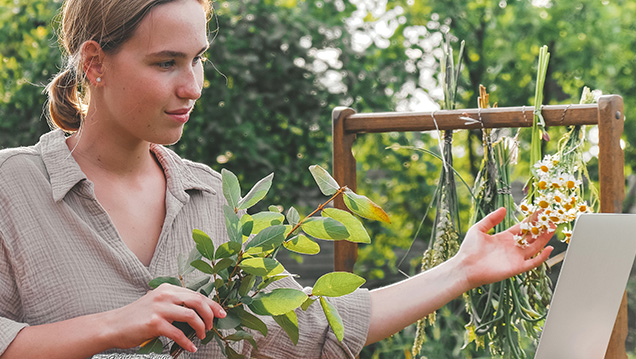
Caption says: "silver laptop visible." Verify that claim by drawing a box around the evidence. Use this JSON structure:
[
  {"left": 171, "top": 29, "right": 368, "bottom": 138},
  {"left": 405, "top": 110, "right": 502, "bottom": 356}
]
[{"left": 534, "top": 213, "right": 636, "bottom": 359}]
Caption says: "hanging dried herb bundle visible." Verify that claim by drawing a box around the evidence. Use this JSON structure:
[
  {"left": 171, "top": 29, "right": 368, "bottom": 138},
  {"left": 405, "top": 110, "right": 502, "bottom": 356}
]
[
  {"left": 412, "top": 36, "right": 465, "bottom": 357},
  {"left": 463, "top": 86, "right": 551, "bottom": 358}
]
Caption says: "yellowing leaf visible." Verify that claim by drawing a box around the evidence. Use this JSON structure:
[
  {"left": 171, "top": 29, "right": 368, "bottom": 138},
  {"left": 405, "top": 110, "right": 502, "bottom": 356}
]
[{"left": 343, "top": 189, "right": 391, "bottom": 223}]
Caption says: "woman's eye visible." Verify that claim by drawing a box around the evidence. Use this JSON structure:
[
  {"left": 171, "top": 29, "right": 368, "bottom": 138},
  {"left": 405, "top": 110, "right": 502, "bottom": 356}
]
[{"left": 158, "top": 60, "right": 175, "bottom": 69}]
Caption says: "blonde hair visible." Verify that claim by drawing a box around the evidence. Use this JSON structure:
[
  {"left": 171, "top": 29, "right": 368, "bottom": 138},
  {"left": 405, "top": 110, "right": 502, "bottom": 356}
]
[{"left": 46, "top": 0, "right": 212, "bottom": 132}]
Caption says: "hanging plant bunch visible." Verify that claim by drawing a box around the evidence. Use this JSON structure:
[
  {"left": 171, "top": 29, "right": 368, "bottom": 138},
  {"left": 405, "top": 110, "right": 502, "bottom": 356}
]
[
  {"left": 412, "top": 35, "right": 465, "bottom": 357},
  {"left": 518, "top": 86, "right": 599, "bottom": 244},
  {"left": 463, "top": 85, "right": 549, "bottom": 359}
]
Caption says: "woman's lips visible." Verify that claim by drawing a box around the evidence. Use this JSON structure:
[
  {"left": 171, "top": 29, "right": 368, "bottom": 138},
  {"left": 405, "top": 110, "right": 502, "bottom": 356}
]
[{"left": 166, "top": 108, "right": 192, "bottom": 124}]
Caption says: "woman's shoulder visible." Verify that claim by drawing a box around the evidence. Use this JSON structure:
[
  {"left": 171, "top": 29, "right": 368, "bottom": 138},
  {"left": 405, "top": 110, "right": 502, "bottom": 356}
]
[
  {"left": 0, "top": 143, "right": 43, "bottom": 178},
  {"left": 181, "top": 157, "right": 223, "bottom": 186}
]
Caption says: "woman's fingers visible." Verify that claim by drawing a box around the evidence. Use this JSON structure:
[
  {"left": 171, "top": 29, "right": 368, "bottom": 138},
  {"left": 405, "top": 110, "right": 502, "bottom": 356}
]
[
  {"left": 179, "top": 292, "right": 226, "bottom": 332},
  {"left": 473, "top": 207, "right": 507, "bottom": 233},
  {"left": 156, "top": 319, "right": 198, "bottom": 353},
  {"left": 113, "top": 284, "right": 228, "bottom": 352}
]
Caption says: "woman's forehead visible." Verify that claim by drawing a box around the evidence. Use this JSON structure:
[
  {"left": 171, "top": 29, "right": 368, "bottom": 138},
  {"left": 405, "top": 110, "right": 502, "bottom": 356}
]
[{"left": 125, "top": 0, "right": 208, "bottom": 55}]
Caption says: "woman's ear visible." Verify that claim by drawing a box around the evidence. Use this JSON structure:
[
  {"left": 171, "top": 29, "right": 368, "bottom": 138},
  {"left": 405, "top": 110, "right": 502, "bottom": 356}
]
[{"left": 81, "top": 40, "right": 105, "bottom": 86}]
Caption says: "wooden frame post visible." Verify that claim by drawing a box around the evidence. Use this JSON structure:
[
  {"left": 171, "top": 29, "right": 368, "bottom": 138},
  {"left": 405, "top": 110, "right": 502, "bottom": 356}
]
[{"left": 332, "top": 107, "right": 359, "bottom": 272}]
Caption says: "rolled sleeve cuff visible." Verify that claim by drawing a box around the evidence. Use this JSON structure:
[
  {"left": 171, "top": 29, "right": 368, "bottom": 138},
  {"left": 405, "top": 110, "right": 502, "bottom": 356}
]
[{"left": 0, "top": 318, "right": 28, "bottom": 356}]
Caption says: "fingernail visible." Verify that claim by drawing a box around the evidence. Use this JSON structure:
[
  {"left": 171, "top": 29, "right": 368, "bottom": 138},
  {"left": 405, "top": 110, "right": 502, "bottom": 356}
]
[
  {"left": 191, "top": 344, "right": 198, "bottom": 353},
  {"left": 220, "top": 309, "right": 227, "bottom": 317}
]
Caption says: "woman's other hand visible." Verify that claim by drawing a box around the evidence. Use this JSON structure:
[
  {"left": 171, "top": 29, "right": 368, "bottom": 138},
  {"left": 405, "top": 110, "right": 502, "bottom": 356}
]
[
  {"left": 455, "top": 207, "right": 555, "bottom": 289},
  {"left": 105, "top": 283, "right": 226, "bottom": 353}
]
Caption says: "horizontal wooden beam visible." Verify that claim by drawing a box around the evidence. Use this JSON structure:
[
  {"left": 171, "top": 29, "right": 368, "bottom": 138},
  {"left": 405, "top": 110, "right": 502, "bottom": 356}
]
[{"left": 343, "top": 104, "right": 599, "bottom": 133}]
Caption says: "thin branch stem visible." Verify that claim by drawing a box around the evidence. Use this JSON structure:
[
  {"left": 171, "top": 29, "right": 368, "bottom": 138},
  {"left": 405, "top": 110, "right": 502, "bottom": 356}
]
[{"left": 284, "top": 186, "right": 347, "bottom": 241}]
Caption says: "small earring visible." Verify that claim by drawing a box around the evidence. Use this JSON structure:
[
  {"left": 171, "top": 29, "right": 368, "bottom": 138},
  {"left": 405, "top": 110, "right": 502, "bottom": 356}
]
[{"left": 96, "top": 77, "right": 102, "bottom": 83}]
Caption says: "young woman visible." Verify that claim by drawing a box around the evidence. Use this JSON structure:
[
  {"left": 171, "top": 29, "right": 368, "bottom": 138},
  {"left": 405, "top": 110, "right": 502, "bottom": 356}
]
[{"left": 0, "top": 0, "right": 554, "bottom": 358}]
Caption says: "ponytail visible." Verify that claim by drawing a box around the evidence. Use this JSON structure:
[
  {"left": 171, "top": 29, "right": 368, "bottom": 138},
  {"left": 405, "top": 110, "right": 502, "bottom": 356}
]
[{"left": 46, "top": 67, "right": 85, "bottom": 132}]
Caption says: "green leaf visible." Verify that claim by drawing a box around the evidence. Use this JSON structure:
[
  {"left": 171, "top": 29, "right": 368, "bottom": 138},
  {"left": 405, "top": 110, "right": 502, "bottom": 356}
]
[
  {"left": 185, "top": 275, "right": 210, "bottom": 292},
  {"left": 268, "top": 205, "right": 281, "bottom": 212},
  {"left": 309, "top": 165, "right": 340, "bottom": 196},
  {"left": 202, "top": 326, "right": 221, "bottom": 345},
  {"left": 273, "top": 311, "right": 299, "bottom": 345},
  {"left": 343, "top": 189, "right": 391, "bottom": 223},
  {"left": 301, "top": 297, "right": 317, "bottom": 311},
  {"left": 237, "top": 172, "right": 274, "bottom": 210},
  {"left": 224, "top": 204, "right": 242, "bottom": 244},
  {"left": 283, "top": 234, "right": 320, "bottom": 255},
  {"left": 240, "top": 214, "right": 254, "bottom": 238},
  {"left": 321, "top": 208, "right": 371, "bottom": 244},
  {"left": 312, "top": 272, "right": 366, "bottom": 297},
  {"left": 216, "top": 311, "right": 241, "bottom": 330},
  {"left": 221, "top": 168, "right": 241, "bottom": 210},
  {"left": 239, "top": 257, "right": 284, "bottom": 277},
  {"left": 257, "top": 274, "right": 289, "bottom": 291},
  {"left": 138, "top": 337, "right": 164, "bottom": 354},
  {"left": 226, "top": 345, "right": 244, "bottom": 359},
  {"left": 225, "top": 330, "right": 258, "bottom": 349},
  {"left": 148, "top": 276, "right": 181, "bottom": 289},
  {"left": 320, "top": 296, "right": 344, "bottom": 342},
  {"left": 237, "top": 307, "right": 268, "bottom": 336},
  {"left": 239, "top": 275, "right": 256, "bottom": 296},
  {"left": 216, "top": 241, "right": 242, "bottom": 259},
  {"left": 190, "top": 259, "right": 214, "bottom": 274},
  {"left": 251, "top": 211, "right": 285, "bottom": 234},
  {"left": 213, "top": 257, "right": 234, "bottom": 274},
  {"left": 249, "top": 288, "right": 308, "bottom": 316},
  {"left": 193, "top": 229, "right": 215, "bottom": 260},
  {"left": 286, "top": 206, "right": 300, "bottom": 227},
  {"left": 245, "top": 225, "right": 286, "bottom": 251},
  {"left": 178, "top": 247, "right": 202, "bottom": 277},
  {"left": 199, "top": 280, "right": 216, "bottom": 296},
  {"left": 301, "top": 217, "right": 349, "bottom": 240}
]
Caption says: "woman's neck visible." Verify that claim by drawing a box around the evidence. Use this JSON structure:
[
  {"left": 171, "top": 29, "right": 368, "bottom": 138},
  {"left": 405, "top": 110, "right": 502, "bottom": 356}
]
[{"left": 66, "top": 119, "right": 157, "bottom": 179}]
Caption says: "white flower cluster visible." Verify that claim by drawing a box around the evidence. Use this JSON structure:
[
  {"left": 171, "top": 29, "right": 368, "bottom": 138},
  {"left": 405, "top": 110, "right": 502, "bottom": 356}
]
[{"left": 516, "top": 154, "right": 591, "bottom": 246}]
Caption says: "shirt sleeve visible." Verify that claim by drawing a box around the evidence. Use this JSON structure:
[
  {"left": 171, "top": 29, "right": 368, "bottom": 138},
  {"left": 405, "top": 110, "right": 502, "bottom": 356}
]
[
  {"left": 242, "top": 276, "right": 371, "bottom": 359},
  {"left": 0, "top": 229, "right": 29, "bottom": 356}
]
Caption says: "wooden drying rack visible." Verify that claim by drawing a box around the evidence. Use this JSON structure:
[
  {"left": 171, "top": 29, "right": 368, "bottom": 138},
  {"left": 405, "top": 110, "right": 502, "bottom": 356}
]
[{"left": 332, "top": 95, "right": 628, "bottom": 358}]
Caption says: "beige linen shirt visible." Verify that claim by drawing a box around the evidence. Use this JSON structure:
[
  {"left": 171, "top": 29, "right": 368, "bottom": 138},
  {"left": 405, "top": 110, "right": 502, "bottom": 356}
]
[{"left": 0, "top": 130, "right": 370, "bottom": 358}]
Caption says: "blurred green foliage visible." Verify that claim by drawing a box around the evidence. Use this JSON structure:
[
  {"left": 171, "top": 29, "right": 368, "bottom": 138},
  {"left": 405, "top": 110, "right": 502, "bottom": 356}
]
[{"left": 3, "top": 0, "right": 636, "bottom": 357}]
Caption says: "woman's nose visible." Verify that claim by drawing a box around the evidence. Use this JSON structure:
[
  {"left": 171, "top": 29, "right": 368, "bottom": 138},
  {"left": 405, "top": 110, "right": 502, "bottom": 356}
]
[{"left": 177, "top": 67, "right": 203, "bottom": 100}]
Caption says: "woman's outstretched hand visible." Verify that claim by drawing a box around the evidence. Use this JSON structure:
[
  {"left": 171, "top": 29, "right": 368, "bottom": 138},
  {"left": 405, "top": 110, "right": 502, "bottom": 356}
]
[
  {"left": 366, "top": 207, "right": 554, "bottom": 345},
  {"left": 455, "top": 207, "right": 555, "bottom": 289},
  {"left": 105, "top": 283, "right": 227, "bottom": 353}
]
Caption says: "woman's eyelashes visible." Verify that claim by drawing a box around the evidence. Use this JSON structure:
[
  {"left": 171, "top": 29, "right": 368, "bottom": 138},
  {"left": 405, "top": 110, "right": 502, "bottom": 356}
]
[{"left": 156, "top": 56, "right": 206, "bottom": 70}]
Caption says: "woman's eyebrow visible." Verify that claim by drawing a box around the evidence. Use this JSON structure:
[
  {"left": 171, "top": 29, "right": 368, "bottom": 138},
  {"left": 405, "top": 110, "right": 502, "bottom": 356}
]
[{"left": 147, "top": 45, "right": 209, "bottom": 58}]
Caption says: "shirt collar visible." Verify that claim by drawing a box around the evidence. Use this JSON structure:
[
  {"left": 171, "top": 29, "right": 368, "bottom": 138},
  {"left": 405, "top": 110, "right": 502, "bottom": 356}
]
[
  {"left": 40, "top": 130, "right": 215, "bottom": 203},
  {"left": 150, "top": 143, "right": 216, "bottom": 203},
  {"left": 39, "top": 130, "right": 88, "bottom": 202}
]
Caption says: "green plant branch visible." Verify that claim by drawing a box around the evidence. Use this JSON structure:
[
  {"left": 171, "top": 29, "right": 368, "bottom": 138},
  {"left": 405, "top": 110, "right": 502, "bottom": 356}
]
[{"left": 284, "top": 186, "right": 348, "bottom": 241}]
